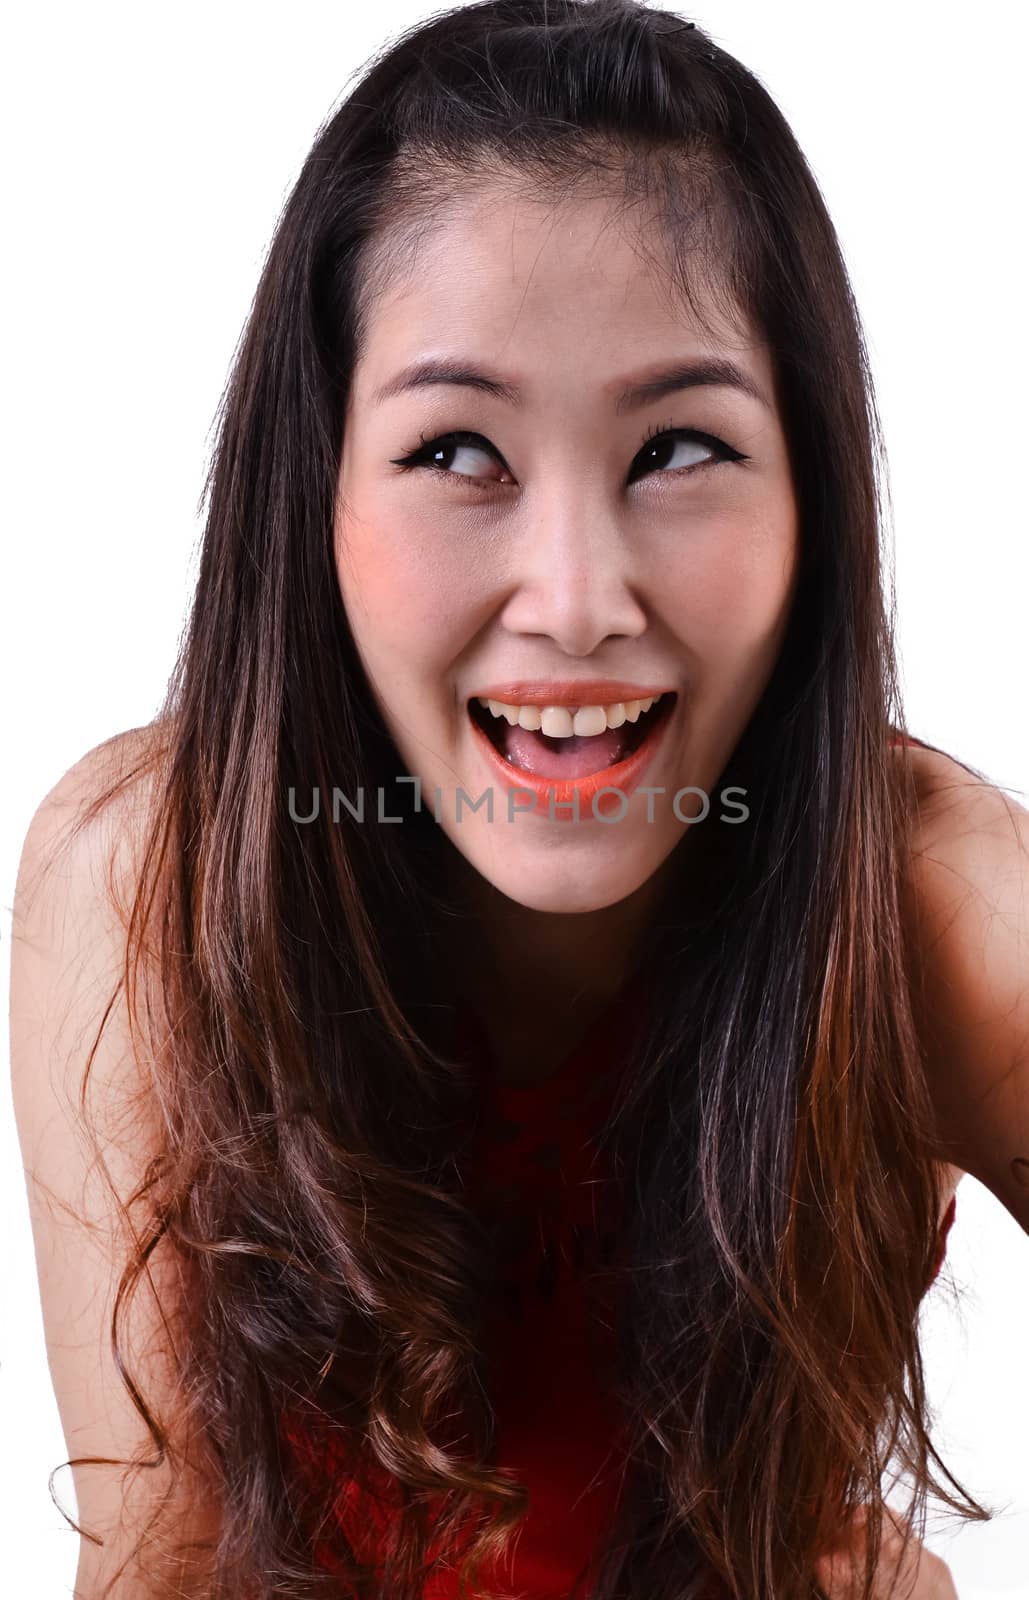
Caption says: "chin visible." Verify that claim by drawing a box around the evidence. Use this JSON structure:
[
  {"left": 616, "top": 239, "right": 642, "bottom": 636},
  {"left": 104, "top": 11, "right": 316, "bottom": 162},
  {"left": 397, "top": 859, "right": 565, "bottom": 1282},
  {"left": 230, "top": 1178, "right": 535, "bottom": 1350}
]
[{"left": 446, "top": 827, "right": 678, "bottom": 915}]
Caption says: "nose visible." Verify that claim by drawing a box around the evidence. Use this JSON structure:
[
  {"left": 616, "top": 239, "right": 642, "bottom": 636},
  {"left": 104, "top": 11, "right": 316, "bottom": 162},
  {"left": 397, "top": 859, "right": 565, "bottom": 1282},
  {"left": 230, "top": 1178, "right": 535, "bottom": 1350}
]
[{"left": 497, "top": 491, "right": 648, "bottom": 656}]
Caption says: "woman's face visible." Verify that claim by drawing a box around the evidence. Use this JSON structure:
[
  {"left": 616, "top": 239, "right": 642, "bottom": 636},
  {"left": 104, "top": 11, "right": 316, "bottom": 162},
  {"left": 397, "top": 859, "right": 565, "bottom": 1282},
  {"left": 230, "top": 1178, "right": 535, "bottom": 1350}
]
[{"left": 335, "top": 185, "right": 798, "bottom": 914}]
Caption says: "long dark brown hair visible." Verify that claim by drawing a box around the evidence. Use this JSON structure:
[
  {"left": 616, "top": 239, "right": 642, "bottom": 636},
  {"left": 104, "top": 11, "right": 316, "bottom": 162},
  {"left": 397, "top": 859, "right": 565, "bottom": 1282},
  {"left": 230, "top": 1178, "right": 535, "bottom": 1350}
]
[{"left": 48, "top": 2, "right": 995, "bottom": 1595}]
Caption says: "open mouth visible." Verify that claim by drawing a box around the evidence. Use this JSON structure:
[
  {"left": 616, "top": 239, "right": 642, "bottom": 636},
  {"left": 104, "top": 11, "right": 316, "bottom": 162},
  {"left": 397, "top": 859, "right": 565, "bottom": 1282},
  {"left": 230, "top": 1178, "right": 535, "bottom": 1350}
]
[{"left": 468, "top": 692, "right": 676, "bottom": 781}]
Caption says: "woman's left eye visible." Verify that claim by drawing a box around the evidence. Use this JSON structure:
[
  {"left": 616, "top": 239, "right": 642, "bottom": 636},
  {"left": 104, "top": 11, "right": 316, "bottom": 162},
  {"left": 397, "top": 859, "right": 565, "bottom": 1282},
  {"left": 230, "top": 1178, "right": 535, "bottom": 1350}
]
[{"left": 388, "top": 423, "right": 748, "bottom": 489}]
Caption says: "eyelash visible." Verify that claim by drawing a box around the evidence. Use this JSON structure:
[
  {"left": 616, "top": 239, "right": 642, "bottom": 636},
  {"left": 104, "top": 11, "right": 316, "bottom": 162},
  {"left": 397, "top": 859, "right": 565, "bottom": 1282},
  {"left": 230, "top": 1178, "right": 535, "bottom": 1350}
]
[{"left": 388, "top": 418, "right": 749, "bottom": 490}]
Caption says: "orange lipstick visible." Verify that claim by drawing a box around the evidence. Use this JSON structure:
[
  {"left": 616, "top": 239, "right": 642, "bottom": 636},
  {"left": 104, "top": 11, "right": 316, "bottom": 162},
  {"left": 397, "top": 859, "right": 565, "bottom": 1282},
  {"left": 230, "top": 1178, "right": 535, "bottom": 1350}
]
[{"left": 467, "top": 693, "right": 676, "bottom": 822}]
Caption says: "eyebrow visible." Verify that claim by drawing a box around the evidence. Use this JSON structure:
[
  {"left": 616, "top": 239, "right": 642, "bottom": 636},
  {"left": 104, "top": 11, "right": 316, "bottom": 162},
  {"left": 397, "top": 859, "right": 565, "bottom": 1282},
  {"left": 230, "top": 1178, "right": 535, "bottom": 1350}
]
[{"left": 370, "top": 354, "right": 773, "bottom": 414}]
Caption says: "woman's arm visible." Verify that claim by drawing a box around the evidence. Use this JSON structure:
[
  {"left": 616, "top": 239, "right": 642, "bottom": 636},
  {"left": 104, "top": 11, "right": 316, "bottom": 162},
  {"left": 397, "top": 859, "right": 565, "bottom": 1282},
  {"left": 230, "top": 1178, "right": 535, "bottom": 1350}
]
[
  {"left": 900, "top": 745, "right": 1029, "bottom": 1236},
  {"left": 9, "top": 735, "right": 221, "bottom": 1598}
]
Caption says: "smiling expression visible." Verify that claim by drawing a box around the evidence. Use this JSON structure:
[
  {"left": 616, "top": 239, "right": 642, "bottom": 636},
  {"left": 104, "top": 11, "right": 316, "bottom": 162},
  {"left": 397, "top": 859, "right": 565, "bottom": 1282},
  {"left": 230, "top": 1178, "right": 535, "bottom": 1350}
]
[{"left": 334, "top": 182, "right": 799, "bottom": 914}]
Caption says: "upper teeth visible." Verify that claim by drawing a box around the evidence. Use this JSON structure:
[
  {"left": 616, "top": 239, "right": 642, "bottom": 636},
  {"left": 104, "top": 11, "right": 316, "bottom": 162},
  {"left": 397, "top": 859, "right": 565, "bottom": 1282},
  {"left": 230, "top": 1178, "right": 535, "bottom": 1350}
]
[{"left": 475, "top": 694, "right": 664, "bottom": 737}]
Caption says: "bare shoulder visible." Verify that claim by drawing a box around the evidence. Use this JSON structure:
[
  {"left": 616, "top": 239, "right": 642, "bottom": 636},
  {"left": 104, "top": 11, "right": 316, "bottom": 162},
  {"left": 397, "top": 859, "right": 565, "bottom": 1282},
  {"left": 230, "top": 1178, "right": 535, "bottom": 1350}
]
[
  {"left": 899, "top": 739, "right": 1029, "bottom": 908},
  {"left": 898, "top": 737, "right": 1024, "bottom": 823},
  {"left": 16, "top": 721, "right": 169, "bottom": 911},
  {"left": 894, "top": 738, "right": 1029, "bottom": 1232},
  {"left": 10, "top": 719, "right": 219, "bottom": 1596},
  {"left": 11, "top": 721, "right": 173, "bottom": 1120}
]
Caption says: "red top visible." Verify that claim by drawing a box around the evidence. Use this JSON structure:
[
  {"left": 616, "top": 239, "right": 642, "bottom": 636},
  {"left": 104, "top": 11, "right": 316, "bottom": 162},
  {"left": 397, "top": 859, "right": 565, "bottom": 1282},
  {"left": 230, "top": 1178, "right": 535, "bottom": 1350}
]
[
  {"left": 282, "top": 727, "right": 957, "bottom": 1595},
  {"left": 440, "top": 975, "right": 642, "bottom": 1599},
  {"left": 280, "top": 980, "right": 641, "bottom": 1598},
  {"left": 282, "top": 977, "right": 957, "bottom": 1597}
]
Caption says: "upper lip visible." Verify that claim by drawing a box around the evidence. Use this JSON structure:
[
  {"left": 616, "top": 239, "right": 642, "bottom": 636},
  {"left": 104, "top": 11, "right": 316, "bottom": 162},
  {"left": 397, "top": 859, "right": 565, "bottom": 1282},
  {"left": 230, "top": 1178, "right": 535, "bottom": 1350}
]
[{"left": 470, "top": 681, "right": 675, "bottom": 708}]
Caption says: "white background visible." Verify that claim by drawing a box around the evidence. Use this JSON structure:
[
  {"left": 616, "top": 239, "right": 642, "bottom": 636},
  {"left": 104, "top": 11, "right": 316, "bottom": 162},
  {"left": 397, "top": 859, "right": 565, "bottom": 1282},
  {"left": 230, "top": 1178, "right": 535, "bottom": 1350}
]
[{"left": 2, "top": 2, "right": 1027, "bottom": 1595}]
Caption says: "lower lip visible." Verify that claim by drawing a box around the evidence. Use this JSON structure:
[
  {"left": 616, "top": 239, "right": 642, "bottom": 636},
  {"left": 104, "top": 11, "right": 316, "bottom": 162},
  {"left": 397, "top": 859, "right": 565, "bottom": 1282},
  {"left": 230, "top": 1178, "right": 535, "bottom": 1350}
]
[{"left": 467, "top": 698, "right": 676, "bottom": 821}]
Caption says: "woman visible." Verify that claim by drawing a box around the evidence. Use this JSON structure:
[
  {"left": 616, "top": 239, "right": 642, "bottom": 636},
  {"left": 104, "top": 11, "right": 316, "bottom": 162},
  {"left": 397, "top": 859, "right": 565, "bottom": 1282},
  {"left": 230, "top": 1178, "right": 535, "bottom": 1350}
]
[{"left": 10, "top": 2, "right": 1028, "bottom": 1596}]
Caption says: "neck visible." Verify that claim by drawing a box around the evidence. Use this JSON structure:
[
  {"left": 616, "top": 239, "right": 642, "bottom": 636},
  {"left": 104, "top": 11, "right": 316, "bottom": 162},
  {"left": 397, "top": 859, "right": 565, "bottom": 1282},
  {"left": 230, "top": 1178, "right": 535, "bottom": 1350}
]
[{"left": 439, "top": 846, "right": 683, "bottom": 1022}]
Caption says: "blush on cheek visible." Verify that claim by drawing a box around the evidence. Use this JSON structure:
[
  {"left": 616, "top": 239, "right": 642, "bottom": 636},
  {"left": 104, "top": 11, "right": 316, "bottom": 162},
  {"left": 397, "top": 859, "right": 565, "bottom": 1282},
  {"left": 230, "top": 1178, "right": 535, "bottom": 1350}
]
[
  {"left": 335, "top": 547, "right": 489, "bottom": 698},
  {"left": 680, "top": 584, "right": 791, "bottom": 670},
  {"left": 341, "top": 512, "right": 485, "bottom": 621}
]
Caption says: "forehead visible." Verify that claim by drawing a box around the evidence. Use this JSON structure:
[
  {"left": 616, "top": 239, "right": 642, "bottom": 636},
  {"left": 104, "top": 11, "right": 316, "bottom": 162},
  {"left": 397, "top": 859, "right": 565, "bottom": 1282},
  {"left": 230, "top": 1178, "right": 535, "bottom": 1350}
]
[{"left": 352, "top": 183, "right": 765, "bottom": 402}]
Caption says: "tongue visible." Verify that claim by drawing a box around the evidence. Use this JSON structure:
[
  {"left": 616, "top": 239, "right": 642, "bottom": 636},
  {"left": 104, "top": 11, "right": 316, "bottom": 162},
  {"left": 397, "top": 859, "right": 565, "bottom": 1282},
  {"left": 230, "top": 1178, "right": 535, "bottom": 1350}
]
[{"left": 501, "top": 723, "right": 629, "bottom": 777}]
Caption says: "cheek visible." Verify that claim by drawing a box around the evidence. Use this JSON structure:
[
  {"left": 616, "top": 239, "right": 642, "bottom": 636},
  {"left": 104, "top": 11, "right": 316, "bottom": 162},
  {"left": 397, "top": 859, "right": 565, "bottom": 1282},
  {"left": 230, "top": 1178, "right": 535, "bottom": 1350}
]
[
  {"left": 659, "top": 513, "right": 798, "bottom": 660},
  {"left": 336, "top": 513, "right": 483, "bottom": 660}
]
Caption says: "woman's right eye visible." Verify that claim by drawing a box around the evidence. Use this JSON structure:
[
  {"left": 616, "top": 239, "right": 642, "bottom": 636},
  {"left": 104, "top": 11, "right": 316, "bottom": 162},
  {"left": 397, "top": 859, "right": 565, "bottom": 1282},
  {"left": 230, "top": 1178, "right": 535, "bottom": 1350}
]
[{"left": 390, "top": 430, "right": 514, "bottom": 489}]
